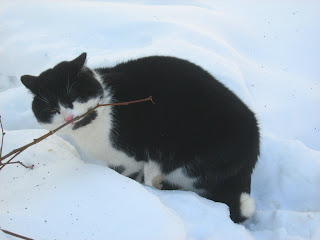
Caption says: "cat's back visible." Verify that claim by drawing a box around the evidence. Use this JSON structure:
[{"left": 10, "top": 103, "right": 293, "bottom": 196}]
[
  {"left": 96, "top": 56, "right": 259, "bottom": 157},
  {"left": 98, "top": 56, "right": 253, "bottom": 123},
  {"left": 107, "top": 56, "right": 203, "bottom": 76},
  {"left": 99, "top": 56, "right": 236, "bottom": 106}
]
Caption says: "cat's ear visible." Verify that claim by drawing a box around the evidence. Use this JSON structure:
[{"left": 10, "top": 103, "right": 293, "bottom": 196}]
[
  {"left": 69, "top": 52, "right": 87, "bottom": 72},
  {"left": 21, "top": 75, "right": 38, "bottom": 93}
]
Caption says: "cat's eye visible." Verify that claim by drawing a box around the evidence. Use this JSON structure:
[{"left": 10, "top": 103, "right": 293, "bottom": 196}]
[
  {"left": 69, "top": 92, "right": 79, "bottom": 102},
  {"left": 50, "top": 109, "right": 60, "bottom": 114},
  {"left": 70, "top": 96, "right": 78, "bottom": 102}
]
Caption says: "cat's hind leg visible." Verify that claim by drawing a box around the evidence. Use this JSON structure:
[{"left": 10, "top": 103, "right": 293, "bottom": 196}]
[
  {"left": 144, "top": 161, "right": 164, "bottom": 189},
  {"left": 209, "top": 187, "right": 255, "bottom": 223},
  {"left": 205, "top": 165, "right": 255, "bottom": 223},
  {"left": 218, "top": 191, "right": 255, "bottom": 223}
]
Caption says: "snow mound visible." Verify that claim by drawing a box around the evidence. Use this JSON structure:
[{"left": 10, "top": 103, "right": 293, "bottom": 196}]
[
  {"left": 151, "top": 189, "right": 254, "bottom": 240},
  {"left": 246, "top": 134, "right": 320, "bottom": 240},
  {"left": 0, "top": 130, "right": 186, "bottom": 240},
  {"left": 252, "top": 134, "right": 320, "bottom": 212},
  {"left": 0, "top": 87, "right": 40, "bottom": 131}
]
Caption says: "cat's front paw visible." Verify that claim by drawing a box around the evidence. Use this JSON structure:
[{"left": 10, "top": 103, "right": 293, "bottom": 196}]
[{"left": 151, "top": 174, "right": 163, "bottom": 190}]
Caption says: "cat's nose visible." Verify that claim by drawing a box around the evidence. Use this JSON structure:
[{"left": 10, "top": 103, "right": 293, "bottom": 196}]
[{"left": 64, "top": 114, "right": 74, "bottom": 122}]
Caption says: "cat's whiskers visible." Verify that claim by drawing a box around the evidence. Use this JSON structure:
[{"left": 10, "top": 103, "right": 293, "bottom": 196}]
[
  {"left": 38, "top": 107, "right": 50, "bottom": 115},
  {"left": 67, "top": 76, "right": 77, "bottom": 96},
  {"left": 66, "top": 74, "right": 70, "bottom": 94},
  {"left": 37, "top": 92, "right": 50, "bottom": 104}
]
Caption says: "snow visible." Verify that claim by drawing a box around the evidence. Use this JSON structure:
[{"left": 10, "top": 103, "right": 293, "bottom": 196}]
[
  {"left": 0, "top": 130, "right": 186, "bottom": 240},
  {"left": 0, "top": 0, "right": 319, "bottom": 239}
]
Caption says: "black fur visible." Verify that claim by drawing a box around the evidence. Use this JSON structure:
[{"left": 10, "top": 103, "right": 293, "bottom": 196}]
[
  {"left": 73, "top": 110, "right": 98, "bottom": 130},
  {"left": 21, "top": 53, "right": 260, "bottom": 223},
  {"left": 127, "top": 172, "right": 140, "bottom": 180},
  {"left": 98, "top": 56, "right": 260, "bottom": 223},
  {"left": 110, "top": 165, "right": 125, "bottom": 174}
]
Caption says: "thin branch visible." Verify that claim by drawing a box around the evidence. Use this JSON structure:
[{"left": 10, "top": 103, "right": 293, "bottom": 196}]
[
  {"left": 3, "top": 161, "right": 34, "bottom": 169},
  {"left": 0, "top": 228, "right": 34, "bottom": 240},
  {"left": 0, "top": 96, "right": 154, "bottom": 170},
  {"left": 0, "top": 116, "right": 33, "bottom": 170},
  {"left": 0, "top": 145, "right": 33, "bottom": 171}
]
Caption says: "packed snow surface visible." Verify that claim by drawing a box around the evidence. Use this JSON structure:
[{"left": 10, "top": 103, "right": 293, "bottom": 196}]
[{"left": 0, "top": 1, "right": 319, "bottom": 239}]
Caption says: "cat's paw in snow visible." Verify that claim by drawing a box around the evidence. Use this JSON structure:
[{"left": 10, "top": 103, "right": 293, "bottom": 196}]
[{"left": 151, "top": 174, "right": 164, "bottom": 190}]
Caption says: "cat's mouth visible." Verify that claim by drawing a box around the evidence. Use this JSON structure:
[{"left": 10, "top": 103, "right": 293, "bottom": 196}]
[
  {"left": 70, "top": 118, "right": 80, "bottom": 124},
  {"left": 63, "top": 117, "right": 80, "bottom": 125}
]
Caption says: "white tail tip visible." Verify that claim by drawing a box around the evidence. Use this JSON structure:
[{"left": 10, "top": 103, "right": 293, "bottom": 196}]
[{"left": 240, "top": 192, "right": 255, "bottom": 218}]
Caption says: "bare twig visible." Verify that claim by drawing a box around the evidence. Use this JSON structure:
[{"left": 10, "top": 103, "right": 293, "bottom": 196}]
[
  {"left": 4, "top": 161, "right": 34, "bottom": 169},
  {"left": 0, "top": 228, "right": 34, "bottom": 240},
  {"left": 0, "top": 116, "right": 33, "bottom": 170},
  {"left": 0, "top": 96, "right": 154, "bottom": 170}
]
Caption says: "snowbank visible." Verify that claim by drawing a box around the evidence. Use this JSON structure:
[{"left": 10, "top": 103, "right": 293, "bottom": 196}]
[{"left": 0, "top": 130, "right": 186, "bottom": 240}]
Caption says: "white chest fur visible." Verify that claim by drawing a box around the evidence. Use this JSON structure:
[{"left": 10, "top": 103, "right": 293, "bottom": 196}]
[{"left": 70, "top": 105, "right": 144, "bottom": 177}]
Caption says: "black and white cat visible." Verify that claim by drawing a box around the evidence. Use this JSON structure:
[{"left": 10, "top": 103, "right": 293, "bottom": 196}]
[{"left": 21, "top": 53, "right": 260, "bottom": 223}]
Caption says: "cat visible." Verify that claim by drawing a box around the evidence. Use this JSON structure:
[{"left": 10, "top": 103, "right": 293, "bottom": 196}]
[{"left": 21, "top": 53, "right": 260, "bottom": 223}]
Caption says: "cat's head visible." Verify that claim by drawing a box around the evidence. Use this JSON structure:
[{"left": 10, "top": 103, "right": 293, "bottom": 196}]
[{"left": 21, "top": 53, "right": 104, "bottom": 132}]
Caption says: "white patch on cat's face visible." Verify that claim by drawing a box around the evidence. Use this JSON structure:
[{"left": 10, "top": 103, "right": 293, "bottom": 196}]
[{"left": 40, "top": 97, "right": 101, "bottom": 132}]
